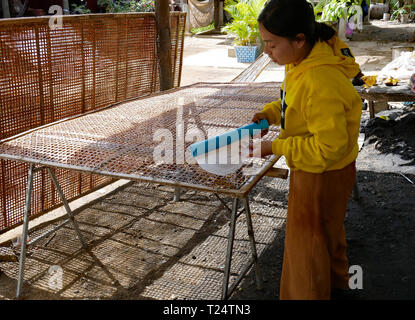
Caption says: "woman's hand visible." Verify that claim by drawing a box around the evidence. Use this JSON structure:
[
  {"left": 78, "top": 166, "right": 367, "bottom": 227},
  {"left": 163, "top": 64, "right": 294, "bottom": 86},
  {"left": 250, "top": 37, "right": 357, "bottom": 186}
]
[
  {"left": 251, "top": 112, "right": 268, "bottom": 124},
  {"left": 249, "top": 140, "right": 274, "bottom": 158},
  {"left": 251, "top": 112, "right": 269, "bottom": 137}
]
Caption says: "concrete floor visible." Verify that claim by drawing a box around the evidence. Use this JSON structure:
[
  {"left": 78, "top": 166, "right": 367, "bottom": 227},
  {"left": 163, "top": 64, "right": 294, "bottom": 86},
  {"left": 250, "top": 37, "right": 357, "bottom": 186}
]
[
  {"left": 181, "top": 19, "right": 415, "bottom": 86},
  {"left": 180, "top": 34, "right": 284, "bottom": 86}
]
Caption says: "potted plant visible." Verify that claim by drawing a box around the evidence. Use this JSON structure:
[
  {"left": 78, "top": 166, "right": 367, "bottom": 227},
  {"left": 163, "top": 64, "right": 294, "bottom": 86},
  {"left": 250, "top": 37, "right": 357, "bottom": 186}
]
[
  {"left": 97, "top": 0, "right": 155, "bottom": 13},
  {"left": 316, "top": 0, "right": 363, "bottom": 39},
  {"left": 390, "top": 2, "right": 414, "bottom": 23},
  {"left": 222, "top": 0, "right": 267, "bottom": 63},
  {"left": 318, "top": 0, "right": 363, "bottom": 23}
]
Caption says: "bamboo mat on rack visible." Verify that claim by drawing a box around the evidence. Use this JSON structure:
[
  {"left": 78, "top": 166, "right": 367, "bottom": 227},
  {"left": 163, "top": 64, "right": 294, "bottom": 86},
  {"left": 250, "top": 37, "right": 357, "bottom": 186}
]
[{"left": 0, "top": 82, "right": 281, "bottom": 196}]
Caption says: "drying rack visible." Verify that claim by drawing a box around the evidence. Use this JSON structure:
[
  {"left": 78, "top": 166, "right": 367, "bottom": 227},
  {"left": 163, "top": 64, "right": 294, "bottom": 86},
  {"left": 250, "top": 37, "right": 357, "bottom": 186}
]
[{"left": 0, "top": 82, "right": 288, "bottom": 299}]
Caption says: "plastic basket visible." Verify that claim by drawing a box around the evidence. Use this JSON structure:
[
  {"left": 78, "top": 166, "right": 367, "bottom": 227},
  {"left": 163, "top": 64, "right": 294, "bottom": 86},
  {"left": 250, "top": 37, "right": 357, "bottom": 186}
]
[{"left": 235, "top": 46, "right": 259, "bottom": 63}]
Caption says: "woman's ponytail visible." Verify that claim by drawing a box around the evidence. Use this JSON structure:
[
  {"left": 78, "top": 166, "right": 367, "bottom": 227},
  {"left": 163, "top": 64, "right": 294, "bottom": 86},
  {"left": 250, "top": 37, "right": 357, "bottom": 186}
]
[{"left": 314, "top": 22, "right": 336, "bottom": 43}]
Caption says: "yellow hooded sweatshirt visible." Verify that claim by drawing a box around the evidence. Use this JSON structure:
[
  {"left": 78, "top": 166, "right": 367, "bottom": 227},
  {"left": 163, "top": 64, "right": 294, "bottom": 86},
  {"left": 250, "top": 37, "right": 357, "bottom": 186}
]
[{"left": 260, "top": 36, "right": 362, "bottom": 173}]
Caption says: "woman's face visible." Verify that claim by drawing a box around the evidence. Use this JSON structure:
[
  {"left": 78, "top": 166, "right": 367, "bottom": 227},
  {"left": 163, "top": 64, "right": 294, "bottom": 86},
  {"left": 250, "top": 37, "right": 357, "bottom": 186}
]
[{"left": 259, "top": 23, "right": 308, "bottom": 66}]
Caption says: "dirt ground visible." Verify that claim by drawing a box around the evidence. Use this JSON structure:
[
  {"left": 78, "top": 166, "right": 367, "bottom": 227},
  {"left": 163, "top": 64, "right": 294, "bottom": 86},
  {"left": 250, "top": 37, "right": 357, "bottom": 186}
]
[{"left": 0, "top": 20, "right": 415, "bottom": 301}]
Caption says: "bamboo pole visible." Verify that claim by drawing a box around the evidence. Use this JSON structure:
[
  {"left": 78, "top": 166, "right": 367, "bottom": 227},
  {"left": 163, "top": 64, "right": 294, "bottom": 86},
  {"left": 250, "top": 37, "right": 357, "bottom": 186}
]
[
  {"left": 177, "top": 13, "right": 186, "bottom": 87},
  {"left": 35, "top": 25, "right": 45, "bottom": 125},
  {"left": 115, "top": 18, "right": 121, "bottom": 102},
  {"left": 1, "top": 160, "right": 7, "bottom": 228},
  {"left": 81, "top": 20, "right": 86, "bottom": 113},
  {"left": 155, "top": 0, "right": 174, "bottom": 91}
]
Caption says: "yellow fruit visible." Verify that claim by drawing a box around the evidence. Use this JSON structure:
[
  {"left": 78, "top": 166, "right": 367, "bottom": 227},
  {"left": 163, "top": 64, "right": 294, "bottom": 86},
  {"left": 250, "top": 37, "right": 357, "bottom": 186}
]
[
  {"left": 384, "top": 77, "right": 399, "bottom": 86},
  {"left": 362, "top": 75, "right": 377, "bottom": 88}
]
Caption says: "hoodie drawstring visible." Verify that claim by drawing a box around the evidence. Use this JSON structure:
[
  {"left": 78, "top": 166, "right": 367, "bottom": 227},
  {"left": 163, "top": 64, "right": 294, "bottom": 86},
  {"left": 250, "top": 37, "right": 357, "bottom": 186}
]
[{"left": 281, "top": 68, "right": 287, "bottom": 121}]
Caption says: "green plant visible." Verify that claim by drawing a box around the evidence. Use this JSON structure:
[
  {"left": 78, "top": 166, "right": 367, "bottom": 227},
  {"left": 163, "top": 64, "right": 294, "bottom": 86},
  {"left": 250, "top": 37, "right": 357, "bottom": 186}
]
[
  {"left": 98, "top": 0, "right": 126, "bottom": 12},
  {"left": 409, "top": 4, "right": 415, "bottom": 20},
  {"left": 309, "top": 0, "right": 331, "bottom": 18},
  {"left": 71, "top": 1, "right": 91, "bottom": 14},
  {"left": 97, "top": 0, "right": 155, "bottom": 13},
  {"left": 128, "top": 0, "right": 155, "bottom": 12},
  {"left": 191, "top": 22, "right": 215, "bottom": 35},
  {"left": 390, "top": 1, "right": 414, "bottom": 21},
  {"left": 221, "top": 0, "right": 267, "bottom": 46},
  {"left": 318, "top": 0, "right": 362, "bottom": 22}
]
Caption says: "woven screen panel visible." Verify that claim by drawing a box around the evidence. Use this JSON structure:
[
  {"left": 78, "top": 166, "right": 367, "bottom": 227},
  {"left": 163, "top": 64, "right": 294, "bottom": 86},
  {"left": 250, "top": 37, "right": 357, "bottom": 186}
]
[{"left": 0, "top": 12, "right": 186, "bottom": 233}]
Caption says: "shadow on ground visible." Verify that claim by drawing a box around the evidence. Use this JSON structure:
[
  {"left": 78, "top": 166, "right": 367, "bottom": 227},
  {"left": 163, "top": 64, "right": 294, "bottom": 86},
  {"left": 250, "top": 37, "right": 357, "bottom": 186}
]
[
  {"left": 1, "top": 165, "right": 414, "bottom": 300},
  {"left": 0, "top": 176, "right": 289, "bottom": 300}
]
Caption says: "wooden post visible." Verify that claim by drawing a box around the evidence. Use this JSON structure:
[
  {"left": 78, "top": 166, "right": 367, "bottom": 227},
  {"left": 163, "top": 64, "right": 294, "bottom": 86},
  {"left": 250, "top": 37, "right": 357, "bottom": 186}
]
[
  {"left": 2, "top": 0, "right": 11, "bottom": 18},
  {"left": 368, "top": 100, "right": 375, "bottom": 119},
  {"left": 87, "top": 0, "right": 98, "bottom": 13},
  {"left": 214, "top": 0, "right": 220, "bottom": 30},
  {"left": 63, "top": 0, "right": 70, "bottom": 14},
  {"left": 155, "top": 0, "right": 174, "bottom": 91}
]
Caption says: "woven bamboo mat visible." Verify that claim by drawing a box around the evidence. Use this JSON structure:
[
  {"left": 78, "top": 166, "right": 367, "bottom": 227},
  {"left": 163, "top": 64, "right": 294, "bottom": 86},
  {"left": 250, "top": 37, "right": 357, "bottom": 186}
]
[
  {"left": 0, "top": 12, "right": 186, "bottom": 233},
  {"left": 0, "top": 82, "right": 281, "bottom": 195}
]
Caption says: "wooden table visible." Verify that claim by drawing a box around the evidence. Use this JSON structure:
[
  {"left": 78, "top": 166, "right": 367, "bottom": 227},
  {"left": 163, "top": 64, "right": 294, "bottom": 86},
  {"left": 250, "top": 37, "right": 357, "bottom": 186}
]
[{"left": 354, "top": 84, "right": 415, "bottom": 118}]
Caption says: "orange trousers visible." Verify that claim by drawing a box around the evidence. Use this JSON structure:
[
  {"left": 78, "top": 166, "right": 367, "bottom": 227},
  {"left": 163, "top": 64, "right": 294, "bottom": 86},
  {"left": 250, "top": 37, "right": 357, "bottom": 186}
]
[{"left": 280, "top": 161, "right": 356, "bottom": 300}]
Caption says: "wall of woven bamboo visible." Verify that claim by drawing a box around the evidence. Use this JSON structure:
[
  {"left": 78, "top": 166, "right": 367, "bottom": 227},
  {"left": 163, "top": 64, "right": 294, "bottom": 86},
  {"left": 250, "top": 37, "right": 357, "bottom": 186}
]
[{"left": 0, "top": 12, "right": 186, "bottom": 233}]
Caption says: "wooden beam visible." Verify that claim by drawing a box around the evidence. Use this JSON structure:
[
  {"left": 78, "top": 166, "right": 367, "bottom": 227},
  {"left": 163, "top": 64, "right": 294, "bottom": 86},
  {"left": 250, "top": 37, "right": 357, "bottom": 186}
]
[
  {"left": 264, "top": 168, "right": 289, "bottom": 180},
  {"left": 155, "top": 0, "right": 174, "bottom": 91}
]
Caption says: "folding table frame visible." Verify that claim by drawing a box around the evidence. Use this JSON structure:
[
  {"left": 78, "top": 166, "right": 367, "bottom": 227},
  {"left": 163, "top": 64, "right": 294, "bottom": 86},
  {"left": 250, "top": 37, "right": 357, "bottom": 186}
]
[{"left": 13, "top": 156, "right": 286, "bottom": 299}]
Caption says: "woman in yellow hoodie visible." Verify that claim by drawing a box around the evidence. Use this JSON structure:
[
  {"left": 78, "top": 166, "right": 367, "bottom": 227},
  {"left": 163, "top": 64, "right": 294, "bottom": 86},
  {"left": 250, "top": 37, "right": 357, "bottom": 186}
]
[{"left": 251, "top": 0, "right": 362, "bottom": 300}]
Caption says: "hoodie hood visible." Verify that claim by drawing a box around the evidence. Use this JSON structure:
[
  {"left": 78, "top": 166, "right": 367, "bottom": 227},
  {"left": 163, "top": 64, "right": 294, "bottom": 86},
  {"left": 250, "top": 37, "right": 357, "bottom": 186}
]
[{"left": 286, "top": 35, "right": 360, "bottom": 81}]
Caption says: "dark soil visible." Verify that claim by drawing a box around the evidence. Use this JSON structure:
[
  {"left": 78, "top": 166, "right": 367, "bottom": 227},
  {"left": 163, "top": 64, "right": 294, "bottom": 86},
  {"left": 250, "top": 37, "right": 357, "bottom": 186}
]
[{"left": 362, "top": 108, "right": 415, "bottom": 166}]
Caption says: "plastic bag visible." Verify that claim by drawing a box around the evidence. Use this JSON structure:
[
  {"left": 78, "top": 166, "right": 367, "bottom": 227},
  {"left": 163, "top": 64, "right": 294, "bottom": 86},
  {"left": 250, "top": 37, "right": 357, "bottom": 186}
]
[{"left": 377, "top": 52, "right": 415, "bottom": 82}]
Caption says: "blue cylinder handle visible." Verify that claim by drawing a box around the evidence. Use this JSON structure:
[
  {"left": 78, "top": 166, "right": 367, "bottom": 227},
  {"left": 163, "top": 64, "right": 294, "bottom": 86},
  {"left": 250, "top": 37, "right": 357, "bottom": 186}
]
[{"left": 189, "top": 119, "right": 269, "bottom": 157}]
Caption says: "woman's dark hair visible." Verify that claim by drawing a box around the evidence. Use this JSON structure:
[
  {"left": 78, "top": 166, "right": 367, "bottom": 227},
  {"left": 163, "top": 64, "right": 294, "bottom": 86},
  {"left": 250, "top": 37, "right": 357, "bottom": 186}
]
[{"left": 258, "top": 0, "right": 335, "bottom": 45}]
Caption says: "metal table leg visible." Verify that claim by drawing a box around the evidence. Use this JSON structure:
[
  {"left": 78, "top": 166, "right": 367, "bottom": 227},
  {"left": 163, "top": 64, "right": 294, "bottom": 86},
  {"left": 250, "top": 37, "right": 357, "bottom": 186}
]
[
  {"left": 222, "top": 198, "right": 238, "bottom": 300},
  {"left": 242, "top": 197, "right": 263, "bottom": 290},
  {"left": 16, "top": 165, "right": 88, "bottom": 298},
  {"left": 46, "top": 168, "right": 87, "bottom": 248},
  {"left": 221, "top": 196, "right": 263, "bottom": 299},
  {"left": 173, "top": 187, "right": 181, "bottom": 202},
  {"left": 16, "top": 163, "right": 35, "bottom": 298}
]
